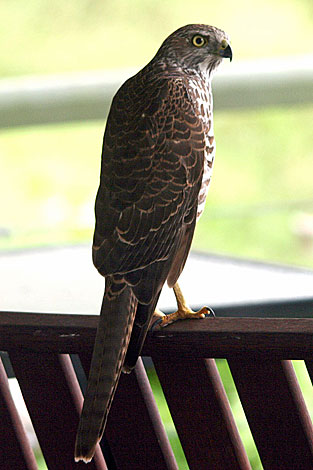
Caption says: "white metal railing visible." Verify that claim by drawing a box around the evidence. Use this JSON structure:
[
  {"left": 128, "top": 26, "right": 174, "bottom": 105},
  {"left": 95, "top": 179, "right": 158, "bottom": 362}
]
[{"left": 0, "top": 55, "right": 312, "bottom": 129}]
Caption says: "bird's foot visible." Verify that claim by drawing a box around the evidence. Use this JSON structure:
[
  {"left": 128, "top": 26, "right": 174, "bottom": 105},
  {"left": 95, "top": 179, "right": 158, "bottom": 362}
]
[
  {"left": 150, "top": 306, "right": 214, "bottom": 329},
  {"left": 150, "top": 283, "right": 215, "bottom": 329},
  {"left": 160, "top": 305, "right": 214, "bottom": 327}
]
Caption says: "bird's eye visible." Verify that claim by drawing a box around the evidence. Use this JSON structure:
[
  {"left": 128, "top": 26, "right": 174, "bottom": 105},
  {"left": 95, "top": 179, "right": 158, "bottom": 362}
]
[{"left": 192, "top": 35, "right": 207, "bottom": 48}]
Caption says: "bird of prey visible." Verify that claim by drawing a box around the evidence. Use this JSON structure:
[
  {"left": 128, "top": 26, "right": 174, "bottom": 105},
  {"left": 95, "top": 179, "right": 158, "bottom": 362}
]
[{"left": 75, "top": 23, "right": 232, "bottom": 463}]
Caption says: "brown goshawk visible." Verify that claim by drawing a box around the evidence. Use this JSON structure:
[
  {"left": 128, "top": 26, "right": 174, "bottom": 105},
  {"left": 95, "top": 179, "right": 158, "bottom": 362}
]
[{"left": 75, "top": 23, "right": 232, "bottom": 463}]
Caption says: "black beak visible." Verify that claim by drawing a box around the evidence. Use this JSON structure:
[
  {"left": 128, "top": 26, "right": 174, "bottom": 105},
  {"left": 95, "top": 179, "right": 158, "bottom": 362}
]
[{"left": 220, "top": 44, "right": 233, "bottom": 62}]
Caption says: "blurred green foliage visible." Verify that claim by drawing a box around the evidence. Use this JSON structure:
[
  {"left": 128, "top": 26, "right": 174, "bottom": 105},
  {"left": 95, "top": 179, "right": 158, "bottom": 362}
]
[
  {"left": 0, "top": 0, "right": 312, "bottom": 267},
  {"left": 0, "top": 0, "right": 312, "bottom": 76},
  {"left": 1, "top": 105, "right": 312, "bottom": 268}
]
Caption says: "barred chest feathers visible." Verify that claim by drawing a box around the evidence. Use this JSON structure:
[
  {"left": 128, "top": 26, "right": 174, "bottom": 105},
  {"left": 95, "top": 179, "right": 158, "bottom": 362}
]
[{"left": 187, "top": 76, "right": 215, "bottom": 219}]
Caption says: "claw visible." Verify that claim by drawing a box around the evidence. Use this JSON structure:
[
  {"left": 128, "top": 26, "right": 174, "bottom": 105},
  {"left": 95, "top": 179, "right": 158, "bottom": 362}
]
[
  {"left": 158, "top": 305, "right": 214, "bottom": 327},
  {"left": 205, "top": 307, "right": 215, "bottom": 317},
  {"left": 149, "top": 283, "right": 215, "bottom": 329},
  {"left": 149, "top": 308, "right": 165, "bottom": 330},
  {"left": 150, "top": 316, "right": 165, "bottom": 330}
]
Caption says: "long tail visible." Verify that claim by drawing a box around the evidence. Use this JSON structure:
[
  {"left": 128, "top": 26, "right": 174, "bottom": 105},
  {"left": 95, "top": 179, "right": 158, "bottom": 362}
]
[{"left": 74, "top": 285, "right": 137, "bottom": 463}]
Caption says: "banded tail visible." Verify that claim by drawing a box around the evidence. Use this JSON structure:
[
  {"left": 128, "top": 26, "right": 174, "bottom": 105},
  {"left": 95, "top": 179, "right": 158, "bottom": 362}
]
[{"left": 74, "top": 285, "right": 137, "bottom": 463}]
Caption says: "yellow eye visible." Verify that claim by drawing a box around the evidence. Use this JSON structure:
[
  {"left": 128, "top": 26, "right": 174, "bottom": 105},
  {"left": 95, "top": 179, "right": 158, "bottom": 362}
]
[
  {"left": 192, "top": 35, "right": 207, "bottom": 47},
  {"left": 221, "top": 39, "right": 228, "bottom": 49}
]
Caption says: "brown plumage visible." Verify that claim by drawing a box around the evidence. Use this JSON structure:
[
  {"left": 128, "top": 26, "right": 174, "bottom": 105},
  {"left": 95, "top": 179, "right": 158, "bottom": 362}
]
[{"left": 75, "top": 24, "right": 232, "bottom": 463}]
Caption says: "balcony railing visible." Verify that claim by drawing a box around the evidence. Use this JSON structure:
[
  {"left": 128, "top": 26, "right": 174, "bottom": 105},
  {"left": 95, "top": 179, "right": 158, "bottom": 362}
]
[{"left": 0, "top": 55, "right": 312, "bottom": 129}]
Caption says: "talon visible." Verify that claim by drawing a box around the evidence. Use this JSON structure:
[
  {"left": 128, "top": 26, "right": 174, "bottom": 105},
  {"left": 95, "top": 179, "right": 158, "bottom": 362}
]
[
  {"left": 159, "top": 314, "right": 178, "bottom": 327},
  {"left": 150, "top": 317, "right": 164, "bottom": 330},
  {"left": 157, "top": 305, "right": 214, "bottom": 328},
  {"left": 149, "top": 308, "right": 166, "bottom": 330},
  {"left": 204, "top": 306, "right": 215, "bottom": 317}
]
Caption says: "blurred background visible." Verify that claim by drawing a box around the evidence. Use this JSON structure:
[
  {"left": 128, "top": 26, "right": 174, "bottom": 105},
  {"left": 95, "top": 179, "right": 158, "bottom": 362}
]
[
  {"left": 0, "top": 0, "right": 312, "bottom": 267},
  {"left": 0, "top": 1, "right": 312, "bottom": 469}
]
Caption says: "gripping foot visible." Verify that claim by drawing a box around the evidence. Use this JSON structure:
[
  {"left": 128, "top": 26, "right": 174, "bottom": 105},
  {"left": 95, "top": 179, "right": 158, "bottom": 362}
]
[{"left": 150, "top": 283, "right": 215, "bottom": 329}]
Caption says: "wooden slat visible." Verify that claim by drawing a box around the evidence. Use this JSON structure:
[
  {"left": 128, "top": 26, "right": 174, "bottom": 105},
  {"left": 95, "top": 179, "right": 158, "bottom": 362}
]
[
  {"left": 109, "top": 359, "right": 178, "bottom": 470},
  {"left": 228, "top": 358, "right": 313, "bottom": 469},
  {"left": 8, "top": 351, "right": 106, "bottom": 470},
  {"left": 2, "top": 312, "right": 313, "bottom": 359},
  {"left": 153, "top": 357, "right": 251, "bottom": 470},
  {"left": 79, "top": 353, "right": 178, "bottom": 470},
  {"left": 0, "top": 358, "right": 37, "bottom": 470},
  {"left": 3, "top": 312, "right": 313, "bottom": 469}
]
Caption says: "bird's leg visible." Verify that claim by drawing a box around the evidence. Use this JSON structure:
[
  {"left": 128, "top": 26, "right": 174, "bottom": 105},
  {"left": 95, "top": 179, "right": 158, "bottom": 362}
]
[{"left": 151, "top": 282, "right": 214, "bottom": 328}]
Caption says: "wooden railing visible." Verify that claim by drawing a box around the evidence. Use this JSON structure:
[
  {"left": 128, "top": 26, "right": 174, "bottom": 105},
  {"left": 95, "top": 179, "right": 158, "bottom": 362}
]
[
  {"left": 1, "top": 311, "right": 313, "bottom": 469},
  {"left": 0, "top": 55, "right": 312, "bottom": 129}
]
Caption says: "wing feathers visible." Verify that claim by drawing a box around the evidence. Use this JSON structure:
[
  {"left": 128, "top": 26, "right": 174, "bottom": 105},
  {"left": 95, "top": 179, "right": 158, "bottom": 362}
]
[{"left": 93, "top": 73, "right": 205, "bottom": 302}]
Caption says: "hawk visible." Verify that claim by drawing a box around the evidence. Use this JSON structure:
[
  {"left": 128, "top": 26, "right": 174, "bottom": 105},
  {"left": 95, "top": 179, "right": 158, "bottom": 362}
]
[{"left": 75, "top": 24, "right": 232, "bottom": 463}]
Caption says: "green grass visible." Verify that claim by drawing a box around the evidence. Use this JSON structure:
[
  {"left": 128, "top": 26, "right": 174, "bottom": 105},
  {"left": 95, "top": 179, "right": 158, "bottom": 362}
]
[
  {"left": 146, "top": 366, "right": 189, "bottom": 468},
  {"left": 36, "top": 452, "right": 47, "bottom": 470},
  {"left": 194, "top": 105, "right": 313, "bottom": 267},
  {"left": 0, "top": 0, "right": 312, "bottom": 265},
  {"left": 1, "top": 105, "right": 312, "bottom": 268}
]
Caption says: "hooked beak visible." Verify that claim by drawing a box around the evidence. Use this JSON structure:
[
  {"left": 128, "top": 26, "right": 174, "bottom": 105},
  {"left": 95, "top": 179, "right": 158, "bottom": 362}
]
[{"left": 219, "top": 43, "right": 233, "bottom": 62}]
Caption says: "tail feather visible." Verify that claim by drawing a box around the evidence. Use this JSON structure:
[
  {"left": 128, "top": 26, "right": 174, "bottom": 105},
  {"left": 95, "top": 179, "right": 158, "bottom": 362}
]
[
  {"left": 74, "top": 285, "right": 137, "bottom": 463},
  {"left": 123, "top": 294, "right": 160, "bottom": 372}
]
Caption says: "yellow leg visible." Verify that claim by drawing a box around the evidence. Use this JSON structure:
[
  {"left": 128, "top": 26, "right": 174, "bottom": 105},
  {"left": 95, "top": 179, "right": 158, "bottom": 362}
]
[{"left": 151, "top": 282, "right": 214, "bottom": 328}]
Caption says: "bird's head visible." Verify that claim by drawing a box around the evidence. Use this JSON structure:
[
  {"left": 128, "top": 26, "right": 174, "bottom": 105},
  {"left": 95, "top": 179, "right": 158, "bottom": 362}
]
[{"left": 155, "top": 24, "right": 232, "bottom": 77}]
